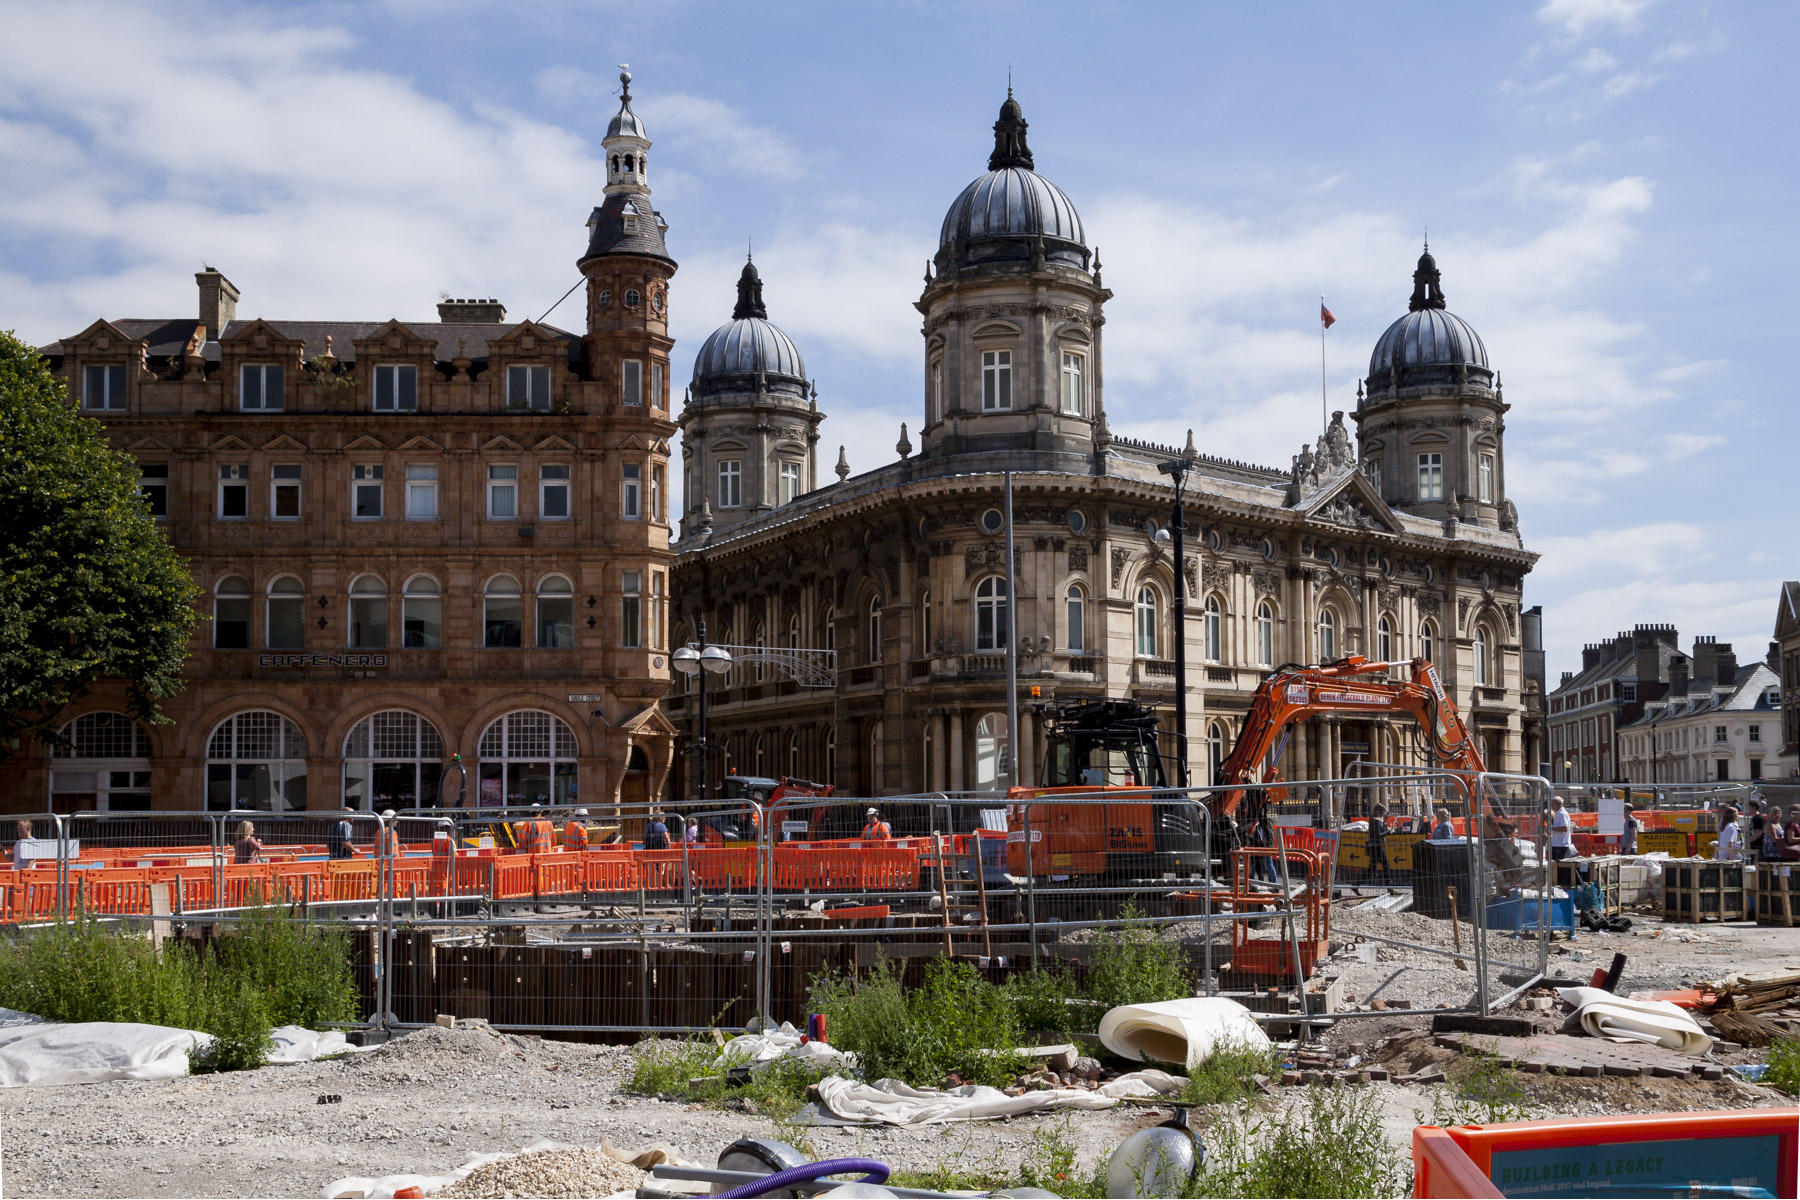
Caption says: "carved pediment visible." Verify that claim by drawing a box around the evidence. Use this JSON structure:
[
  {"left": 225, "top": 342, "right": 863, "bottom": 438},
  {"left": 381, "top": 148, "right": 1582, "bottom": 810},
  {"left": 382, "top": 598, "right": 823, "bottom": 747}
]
[
  {"left": 492, "top": 319, "right": 561, "bottom": 355},
  {"left": 351, "top": 318, "right": 434, "bottom": 359},
  {"left": 210, "top": 434, "right": 254, "bottom": 453},
  {"left": 479, "top": 434, "right": 524, "bottom": 453},
  {"left": 396, "top": 435, "right": 443, "bottom": 453},
  {"left": 220, "top": 318, "right": 303, "bottom": 355},
  {"left": 61, "top": 318, "right": 144, "bottom": 354},
  {"left": 1298, "top": 470, "right": 1405, "bottom": 534},
  {"left": 344, "top": 434, "right": 388, "bottom": 454},
  {"left": 531, "top": 434, "right": 578, "bottom": 453},
  {"left": 122, "top": 435, "right": 173, "bottom": 453},
  {"left": 260, "top": 434, "right": 308, "bottom": 453}
]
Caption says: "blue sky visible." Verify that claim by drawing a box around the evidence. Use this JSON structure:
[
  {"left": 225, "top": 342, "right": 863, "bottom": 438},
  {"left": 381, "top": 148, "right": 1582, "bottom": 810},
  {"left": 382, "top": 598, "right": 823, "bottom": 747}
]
[{"left": 0, "top": 0, "right": 1791, "bottom": 681}]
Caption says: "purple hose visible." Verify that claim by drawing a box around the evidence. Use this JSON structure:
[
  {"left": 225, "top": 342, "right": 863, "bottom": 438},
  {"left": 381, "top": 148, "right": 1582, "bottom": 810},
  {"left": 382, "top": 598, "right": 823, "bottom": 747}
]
[{"left": 715, "top": 1157, "right": 891, "bottom": 1198}]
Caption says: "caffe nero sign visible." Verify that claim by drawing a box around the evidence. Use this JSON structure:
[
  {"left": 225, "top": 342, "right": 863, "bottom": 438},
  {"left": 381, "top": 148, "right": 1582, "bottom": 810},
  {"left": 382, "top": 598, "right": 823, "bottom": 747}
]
[{"left": 258, "top": 654, "right": 388, "bottom": 668}]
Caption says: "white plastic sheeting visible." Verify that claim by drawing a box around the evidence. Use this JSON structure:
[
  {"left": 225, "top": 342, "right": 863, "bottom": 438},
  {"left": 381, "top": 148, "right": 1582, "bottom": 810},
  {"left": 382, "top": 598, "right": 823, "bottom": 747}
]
[
  {"left": 1556, "top": 986, "right": 1713, "bottom": 1055},
  {"left": 1096, "top": 997, "right": 1271, "bottom": 1070},
  {"left": 0, "top": 1007, "right": 372, "bottom": 1087},
  {"left": 715, "top": 1022, "right": 857, "bottom": 1075},
  {"left": 813, "top": 1069, "right": 1186, "bottom": 1126}
]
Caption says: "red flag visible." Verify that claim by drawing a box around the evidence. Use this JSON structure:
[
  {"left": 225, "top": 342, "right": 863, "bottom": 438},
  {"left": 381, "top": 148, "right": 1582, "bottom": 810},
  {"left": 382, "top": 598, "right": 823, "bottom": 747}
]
[{"left": 1320, "top": 303, "right": 1337, "bottom": 329}]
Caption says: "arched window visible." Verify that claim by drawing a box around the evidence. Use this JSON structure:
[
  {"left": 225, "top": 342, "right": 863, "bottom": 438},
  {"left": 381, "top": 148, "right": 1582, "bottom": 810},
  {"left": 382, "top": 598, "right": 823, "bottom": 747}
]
[
  {"left": 1318, "top": 608, "right": 1337, "bottom": 662},
  {"left": 975, "top": 712, "right": 1009, "bottom": 790},
  {"left": 1377, "top": 615, "right": 1394, "bottom": 664},
  {"left": 1474, "top": 626, "right": 1491, "bottom": 686},
  {"left": 787, "top": 614, "right": 800, "bottom": 651},
  {"left": 214, "top": 575, "right": 251, "bottom": 649},
  {"left": 344, "top": 711, "right": 446, "bottom": 809},
  {"left": 824, "top": 727, "right": 837, "bottom": 787},
  {"left": 483, "top": 575, "right": 523, "bottom": 647},
  {"left": 868, "top": 721, "right": 883, "bottom": 794},
  {"left": 536, "top": 575, "right": 574, "bottom": 648},
  {"left": 207, "top": 711, "right": 306, "bottom": 810},
  {"left": 975, "top": 576, "right": 1008, "bottom": 651},
  {"left": 1203, "top": 595, "right": 1224, "bottom": 663},
  {"left": 920, "top": 589, "right": 933, "bottom": 651},
  {"left": 402, "top": 575, "right": 442, "bottom": 648},
  {"left": 1066, "top": 583, "right": 1086, "bottom": 653},
  {"left": 1421, "top": 620, "right": 1437, "bottom": 666},
  {"left": 822, "top": 605, "right": 836, "bottom": 653},
  {"left": 349, "top": 574, "right": 387, "bottom": 649},
  {"left": 1207, "top": 720, "right": 1227, "bottom": 785},
  {"left": 754, "top": 735, "right": 767, "bottom": 778},
  {"left": 866, "top": 596, "right": 882, "bottom": 664},
  {"left": 787, "top": 731, "right": 801, "bottom": 780},
  {"left": 50, "top": 712, "right": 152, "bottom": 811},
  {"left": 752, "top": 622, "right": 767, "bottom": 683},
  {"left": 477, "top": 710, "right": 577, "bottom": 806},
  {"left": 1135, "top": 586, "right": 1160, "bottom": 658},
  {"left": 267, "top": 575, "right": 305, "bottom": 650},
  {"left": 1255, "top": 601, "right": 1275, "bottom": 668}
]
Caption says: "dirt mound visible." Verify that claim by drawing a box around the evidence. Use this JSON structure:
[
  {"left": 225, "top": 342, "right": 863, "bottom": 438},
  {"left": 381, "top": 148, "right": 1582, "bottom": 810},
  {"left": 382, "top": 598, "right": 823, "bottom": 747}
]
[{"left": 435, "top": 1147, "right": 645, "bottom": 1198}]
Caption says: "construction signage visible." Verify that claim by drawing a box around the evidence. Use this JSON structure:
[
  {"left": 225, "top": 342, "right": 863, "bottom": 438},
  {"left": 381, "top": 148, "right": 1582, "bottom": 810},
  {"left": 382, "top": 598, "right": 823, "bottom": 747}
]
[{"left": 1488, "top": 1134, "right": 1783, "bottom": 1198}]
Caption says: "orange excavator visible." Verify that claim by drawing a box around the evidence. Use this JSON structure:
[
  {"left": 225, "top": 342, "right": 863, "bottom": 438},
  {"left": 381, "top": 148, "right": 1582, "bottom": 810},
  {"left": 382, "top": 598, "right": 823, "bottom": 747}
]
[{"left": 1006, "top": 656, "right": 1488, "bottom": 880}]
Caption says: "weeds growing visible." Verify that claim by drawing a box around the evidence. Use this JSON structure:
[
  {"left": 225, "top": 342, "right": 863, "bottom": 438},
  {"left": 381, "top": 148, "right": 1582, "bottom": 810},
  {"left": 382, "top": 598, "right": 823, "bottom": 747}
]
[
  {"left": 0, "top": 909, "right": 358, "bottom": 1073},
  {"left": 1195, "top": 1086, "right": 1412, "bottom": 1199},
  {"left": 1175, "top": 1039, "right": 1276, "bottom": 1106},
  {"left": 1766, "top": 1036, "right": 1799, "bottom": 1096},
  {"left": 1429, "top": 1043, "right": 1533, "bottom": 1125},
  {"left": 1080, "top": 904, "right": 1193, "bottom": 1028},
  {"left": 809, "top": 957, "right": 1024, "bottom": 1086}
]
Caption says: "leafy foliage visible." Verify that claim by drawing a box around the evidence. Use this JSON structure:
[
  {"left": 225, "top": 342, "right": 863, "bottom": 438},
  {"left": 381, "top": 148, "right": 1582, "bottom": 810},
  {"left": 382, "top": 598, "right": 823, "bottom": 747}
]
[
  {"left": 1767, "top": 1036, "right": 1799, "bottom": 1097},
  {"left": 1080, "top": 904, "right": 1194, "bottom": 1027},
  {"left": 0, "top": 908, "right": 358, "bottom": 1074},
  {"left": 0, "top": 329, "right": 197, "bottom": 752},
  {"left": 809, "top": 957, "right": 1023, "bottom": 1086},
  {"left": 1194, "top": 1086, "right": 1412, "bottom": 1199},
  {"left": 1174, "top": 1039, "right": 1276, "bottom": 1106}
]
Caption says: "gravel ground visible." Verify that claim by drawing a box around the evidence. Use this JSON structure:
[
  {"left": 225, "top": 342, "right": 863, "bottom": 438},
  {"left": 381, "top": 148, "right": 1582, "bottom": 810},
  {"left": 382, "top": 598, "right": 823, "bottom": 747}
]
[
  {"left": 1, "top": 906, "right": 1793, "bottom": 1200},
  {"left": 434, "top": 1147, "right": 645, "bottom": 1199}
]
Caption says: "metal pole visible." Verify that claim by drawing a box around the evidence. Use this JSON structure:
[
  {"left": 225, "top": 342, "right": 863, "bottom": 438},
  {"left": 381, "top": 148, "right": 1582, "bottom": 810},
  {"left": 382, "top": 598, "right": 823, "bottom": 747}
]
[
  {"left": 1004, "top": 471, "right": 1019, "bottom": 790},
  {"left": 696, "top": 620, "right": 710, "bottom": 808},
  {"left": 1171, "top": 478, "right": 1190, "bottom": 787}
]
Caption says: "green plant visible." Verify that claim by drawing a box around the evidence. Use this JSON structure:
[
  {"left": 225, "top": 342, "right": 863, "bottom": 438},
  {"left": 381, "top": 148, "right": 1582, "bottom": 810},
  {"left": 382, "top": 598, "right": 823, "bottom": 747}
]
[
  {"left": 1006, "top": 965, "right": 1081, "bottom": 1039},
  {"left": 890, "top": 1120, "right": 1105, "bottom": 1198},
  {"left": 1194, "top": 1086, "right": 1412, "bottom": 1199},
  {"left": 1175, "top": 1040, "right": 1277, "bottom": 1107},
  {"left": 1765, "top": 1036, "right": 1799, "bottom": 1096},
  {"left": 1429, "top": 1044, "right": 1532, "bottom": 1125},
  {"left": 625, "top": 1035, "right": 718, "bottom": 1096},
  {"left": 1080, "top": 905, "right": 1192, "bottom": 1030},
  {"left": 809, "top": 957, "right": 1022, "bottom": 1087}
]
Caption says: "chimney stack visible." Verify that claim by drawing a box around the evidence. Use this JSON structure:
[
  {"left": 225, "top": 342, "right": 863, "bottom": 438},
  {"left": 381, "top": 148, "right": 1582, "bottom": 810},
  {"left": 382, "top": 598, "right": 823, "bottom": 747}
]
[
  {"left": 436, "top": 297, "right": 507, "bottom": 322},
  {"left": 196, "top": 268, "right": 239, "bottom": 339},
  {"left": 1714, "top": 643, "right": 1738, "bottom": 688},
  {"left": 1669, "top": 654, "right": 1689, "bottom": 700},
  {"left": 1582, "top": 643, "right": 1602, "bottom": 671}
]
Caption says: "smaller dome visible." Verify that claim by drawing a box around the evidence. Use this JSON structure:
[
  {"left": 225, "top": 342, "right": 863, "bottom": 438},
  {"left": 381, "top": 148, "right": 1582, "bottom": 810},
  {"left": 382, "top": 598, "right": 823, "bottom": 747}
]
[
  {"left": 1369, "top": 308, "right": 1489, "bottom": 375},
  {"left": 692, "top": 318, "right": 807, "bottom": 386},
  {"left": 605, "top": 68, "right": 647, "bottom": 141},
  {"left": 691, "top": 259, "right": 807, "bottom": 390}
]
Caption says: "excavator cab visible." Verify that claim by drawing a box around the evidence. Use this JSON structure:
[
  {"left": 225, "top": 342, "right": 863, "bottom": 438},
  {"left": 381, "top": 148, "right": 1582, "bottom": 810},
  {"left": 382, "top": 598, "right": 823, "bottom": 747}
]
[{"left": 1006, "top": 700, "right": 1207, "bottom": 880}]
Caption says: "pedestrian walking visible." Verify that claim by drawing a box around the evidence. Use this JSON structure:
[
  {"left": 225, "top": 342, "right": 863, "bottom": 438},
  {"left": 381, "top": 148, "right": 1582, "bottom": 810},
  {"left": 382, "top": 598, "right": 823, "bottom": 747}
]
[
  {"left": 1548, "top": 795, "right": 1575, "bottom": 862},
  {"left": 232, "top": 820, "right": 264, "bottom": 864}
]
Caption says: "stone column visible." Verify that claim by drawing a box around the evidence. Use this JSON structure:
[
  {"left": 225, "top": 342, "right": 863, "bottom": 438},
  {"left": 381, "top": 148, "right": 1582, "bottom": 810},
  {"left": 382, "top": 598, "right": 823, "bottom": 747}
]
[
  {"left": 948, "top": 708, "right": 965, "bottom": 793},
  {"left": 1017, "top": 708, "right": 1035, "bottom": 789},
  {"left": 930, "top": 710, "right": 948, "bottom": 792}
]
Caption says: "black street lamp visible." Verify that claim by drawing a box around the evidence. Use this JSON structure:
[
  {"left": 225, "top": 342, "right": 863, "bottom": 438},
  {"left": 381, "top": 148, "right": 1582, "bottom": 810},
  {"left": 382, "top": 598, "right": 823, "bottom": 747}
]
[
  {"left": 672, "top": 621, "right": 733, "bottom": 805},
  {"left": 1157, "top": 433, "right": 1199, "bottom": 787}
]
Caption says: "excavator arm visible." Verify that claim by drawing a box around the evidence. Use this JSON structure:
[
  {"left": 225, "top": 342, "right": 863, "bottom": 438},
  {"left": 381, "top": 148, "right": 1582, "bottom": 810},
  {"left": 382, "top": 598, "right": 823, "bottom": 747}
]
[{"left": 1214, "top": 656, "right": 1488, "bottom": 821}]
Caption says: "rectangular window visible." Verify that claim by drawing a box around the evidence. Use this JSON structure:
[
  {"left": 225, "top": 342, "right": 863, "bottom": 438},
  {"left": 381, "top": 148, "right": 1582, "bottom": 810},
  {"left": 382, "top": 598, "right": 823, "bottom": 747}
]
[
  {"left": 405, "top": 464, "right": 438, "bottom": 520},
  {"left": 239, "top": 364, "right": 284, "bottom": 412},
  {"left": 649, "top": 572, "right": 666, "bottom": 650},
  {"left": 621, "top": 570, "right": 642, "bottom": 649},
  {"left": 1477, "top": 453, "right": 1495, "bottom": 504},
  {"left": 536, "top": 589, "right": 574, "bottom": 649},
  {"left": 372, "top": 364, "right": 418, "bottom": 412},
  {"left": 1749, "top": 725, "right": 1761, "bottom": 743},
  {"left": 352, "top": 464, "right": 384, "bottom": 519},
  {"left": 1060, "top": 352, "right": 1084, "bottom": 415},
  {"left": 506, "top": 365, "right": 550, "bottom": 410},
  {"left": 267, "top": 592, "right": 304, "bottom": 651},
  {"left": 540, "top": 464, "right": 570, "bottom": 519},
  {"left": 1715, "top": 725, "right": 1727, "bottom": 743},
  {"left": 487, "top": 464, "right": 517, "bottom": 519},
  {"left": 1416, "top": 452, "right": 1443, "bottom": 501},
  {"left": 218, "top": 465, "right": 248, "bottom": 520},
  {"left": 651, "top": 361, "right": 664, "bottom": 409},
  {"left": 621, "top": 360, "right": 643, "bottom": 406},
  {"left": 139, "top": 463, "right": 168, "bottom": 518},
  {"left": 1364, "top": 458, "right": 1382, "bottom": 493},
  {"left": 718, "top": 460, "right": 742, "bottom": 508},
  {"left": 981, "top": 349, "right": 1012, "bottom": 411},
  {"left": 621, "top": 463, "right": 642, "bottom": 519},
  {"left": 271, "top": 464, "right": 302, "bottom": 519},
  {"left": 779, "top": 461, "right": 800, "bottom": 506},
  {"left": 652, "top": 465, "right": 665, "bottom": 520},
  {"left": 83, "top": 364, "right": 127, "bottom": 411}
]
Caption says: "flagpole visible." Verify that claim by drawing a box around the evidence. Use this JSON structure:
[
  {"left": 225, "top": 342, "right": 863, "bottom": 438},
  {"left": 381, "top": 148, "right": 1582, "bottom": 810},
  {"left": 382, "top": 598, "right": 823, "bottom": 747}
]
[{"left": 1320, "top": 294, "right": 1328, "bottom": 432}]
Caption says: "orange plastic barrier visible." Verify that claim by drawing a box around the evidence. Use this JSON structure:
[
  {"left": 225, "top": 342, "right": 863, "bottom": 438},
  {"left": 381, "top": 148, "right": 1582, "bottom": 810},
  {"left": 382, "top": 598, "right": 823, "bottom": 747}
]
[
  {"left": 581, "top": 851, "right": 641, "bottom": 893},
  {"left": 531, "top": 853, "right": 584, "bottom": 900},
  {"left": 1413, "top": 1107, "right": 1798, "bottom": 1199}
]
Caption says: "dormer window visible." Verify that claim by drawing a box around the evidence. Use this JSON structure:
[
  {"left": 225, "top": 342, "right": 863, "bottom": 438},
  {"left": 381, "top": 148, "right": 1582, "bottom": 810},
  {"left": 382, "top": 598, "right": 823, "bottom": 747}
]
[
  {"left": 622, "top": 212, "right": 638, "bottom": 233},
  {"left": 83, "top": 364, "right": 126, "bottom": 411},
  {"left": 372, "top": 364, "right": 417, "bottom": 412},
  {"left": 507, "top": 365, "right": 550, "bottom": 411},
  {"left": 239, "top": 364, "right": 284, "bottom": 412}
]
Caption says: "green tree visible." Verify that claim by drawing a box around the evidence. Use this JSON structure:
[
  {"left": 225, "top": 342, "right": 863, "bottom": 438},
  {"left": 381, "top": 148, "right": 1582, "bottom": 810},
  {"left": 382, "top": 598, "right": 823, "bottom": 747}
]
[{"left": 0, "top": 330, "right": 197, "bottom": 752}]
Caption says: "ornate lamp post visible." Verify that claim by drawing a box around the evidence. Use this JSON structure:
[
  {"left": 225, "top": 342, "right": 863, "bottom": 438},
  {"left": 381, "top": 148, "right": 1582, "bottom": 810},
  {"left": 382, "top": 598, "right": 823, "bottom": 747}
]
[
  {"left": 672, "top": 621, "right": 733, "bottom": 805},
  {"left": 1157, "top": 432, "right": 1200, "bottom": 787}
]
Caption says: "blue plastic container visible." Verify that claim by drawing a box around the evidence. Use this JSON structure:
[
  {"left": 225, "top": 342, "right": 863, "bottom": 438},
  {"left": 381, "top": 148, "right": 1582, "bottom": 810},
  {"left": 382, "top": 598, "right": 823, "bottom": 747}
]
[{"left": 1485, "top": 891, "right": 1575, "bottom": 932}]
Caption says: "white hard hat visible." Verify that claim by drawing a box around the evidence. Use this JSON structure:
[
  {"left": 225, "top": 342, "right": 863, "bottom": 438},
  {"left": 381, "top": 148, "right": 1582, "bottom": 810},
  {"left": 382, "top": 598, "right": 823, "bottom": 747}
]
[
  {"left": 574, "top": 808, "right": 589, "bottom": 817},
  {"left": 381, "top": 809, "right": 397, "bottom": 820},
  {"left": 866, "top": 807, "right": 878, "bottom": 816}
]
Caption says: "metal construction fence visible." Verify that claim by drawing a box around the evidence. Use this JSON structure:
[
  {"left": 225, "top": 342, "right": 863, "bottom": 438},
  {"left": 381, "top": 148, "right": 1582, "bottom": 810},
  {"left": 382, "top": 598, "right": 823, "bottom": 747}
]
[{"left": 0, "top": 772, "right": 1594, "bottom": 1038}]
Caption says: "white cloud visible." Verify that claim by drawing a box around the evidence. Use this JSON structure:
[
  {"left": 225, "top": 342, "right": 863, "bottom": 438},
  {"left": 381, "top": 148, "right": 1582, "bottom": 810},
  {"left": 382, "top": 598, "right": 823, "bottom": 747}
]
[{"left": 1536, "top": 0, "right": 1652, "bottom": 39}]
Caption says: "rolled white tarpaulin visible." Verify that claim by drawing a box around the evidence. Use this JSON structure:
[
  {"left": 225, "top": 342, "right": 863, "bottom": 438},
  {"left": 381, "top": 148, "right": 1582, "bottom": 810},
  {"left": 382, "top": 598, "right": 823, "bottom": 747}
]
[
  {"left": 1556, "top": 985, "right": 1712, "bottom": 1055},
  {"left": 1097, "top": 997, "right": 1271, "bottom": 1070}
]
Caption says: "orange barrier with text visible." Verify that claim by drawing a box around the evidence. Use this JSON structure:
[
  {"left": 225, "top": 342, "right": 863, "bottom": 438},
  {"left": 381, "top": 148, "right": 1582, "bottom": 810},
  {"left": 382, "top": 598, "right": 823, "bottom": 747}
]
[{"left": 1413, "top": 1107, "right": 1798, "bottom": 1199}]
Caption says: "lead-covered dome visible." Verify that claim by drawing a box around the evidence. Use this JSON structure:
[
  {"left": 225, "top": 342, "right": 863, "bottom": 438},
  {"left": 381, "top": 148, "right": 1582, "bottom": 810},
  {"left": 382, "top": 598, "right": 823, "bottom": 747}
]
[
  {"left": 691, "top": 259, "right": 808, "bottom": 397},
  {"left": 1367, "top": 248, "right": 1493, "bottom": 386},
  {"left": 936, "top": 91, "right": 1090, "bottom": 274}
]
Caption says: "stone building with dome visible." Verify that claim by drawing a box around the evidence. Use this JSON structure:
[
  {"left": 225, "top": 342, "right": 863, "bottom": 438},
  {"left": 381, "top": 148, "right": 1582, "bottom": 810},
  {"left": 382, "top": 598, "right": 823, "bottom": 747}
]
[{"left": 667, "top": 93, "right": 1540, "bottom": 799}]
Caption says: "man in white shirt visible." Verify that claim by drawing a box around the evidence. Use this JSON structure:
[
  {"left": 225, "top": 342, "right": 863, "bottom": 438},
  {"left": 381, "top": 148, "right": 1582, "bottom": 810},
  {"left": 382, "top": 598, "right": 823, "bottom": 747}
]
[
  {"left": 1549, "top": 795, "right": 1575, "bottom": 861},
  {"left": 1714, "top": 805, "right": 1742, "bottom": 861}
]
